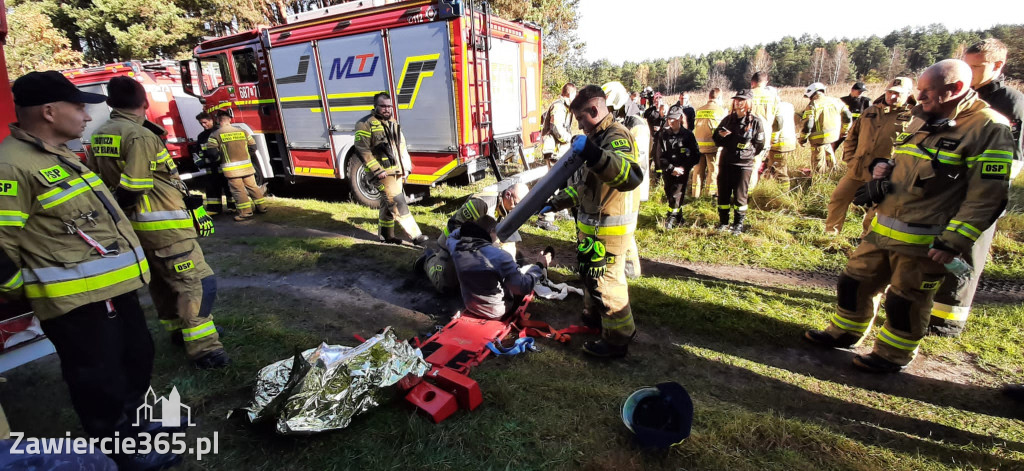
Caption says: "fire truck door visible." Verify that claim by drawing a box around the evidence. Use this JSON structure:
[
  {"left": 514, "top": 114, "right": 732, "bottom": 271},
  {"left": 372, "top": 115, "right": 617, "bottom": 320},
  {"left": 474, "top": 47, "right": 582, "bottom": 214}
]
[
  {"left": 268, "top": 42, "right": 333, "bottom": 173},
  {"left": 316, "top": 31, "right": 390, "bottom": 173},
  {"left": 387, "top": 22, "right": 457, "bottom": 153}
]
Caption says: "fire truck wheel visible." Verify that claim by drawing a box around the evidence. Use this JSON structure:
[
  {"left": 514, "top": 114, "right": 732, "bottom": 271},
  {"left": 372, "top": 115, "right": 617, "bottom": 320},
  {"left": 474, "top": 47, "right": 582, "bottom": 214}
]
[{"left": 347, "top": 155, "right": 383, "bottom": 209}]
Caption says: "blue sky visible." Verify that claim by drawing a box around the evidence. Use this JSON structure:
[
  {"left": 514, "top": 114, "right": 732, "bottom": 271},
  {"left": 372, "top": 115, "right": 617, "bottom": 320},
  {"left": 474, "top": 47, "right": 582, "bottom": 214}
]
[{"left": 577, "top": 0, "right": 1022, "bottom": 63}]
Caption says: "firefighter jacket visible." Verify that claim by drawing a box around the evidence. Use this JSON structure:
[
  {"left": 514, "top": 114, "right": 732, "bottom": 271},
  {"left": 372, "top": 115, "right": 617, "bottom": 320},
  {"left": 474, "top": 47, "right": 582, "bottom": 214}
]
[
  {"left": 643, "top": 105, "right": 664, "bottom": 136},
  {"left": 653, "top": 126, "right": 700, "bottom": 174},
  {"left": 800, "top": 96, "right": 853, "bottom": 146},
  {"left": 447, "top": 229, "right": 542, "bottom": 319},
  {"left": 0, "top": 125, "right": 149, "bottom": 320},
  {"left": 694, "top": 101, "right": 728, "bottom": 153},
  {"left": 841, "top": 95, "right": 873, "bottom": 119},
  {"left": 542, "top": 97, "right": 573, "bottom": 154},
  {"left": 976, "top": 75, "right": 1024, "bottom": 178},
  {"left": 750, "top": 86, "right": 780, "bottom": 133},
  {"left": 89, "top": 110, "right": 198, "bottom": 249},
  {"left": 868, "top": 89, "right": 1014, "bottom": 257},
  {"left": 549, "top": 113, "right": 644, "bottom": 238},
  {"left": 771, "top": 102, "right": 797, "bottom": 152},
  {"left": 194, "top": 125, "right": 221, "bottom": 173},
  {"left": 842, "top": 99, "right": 913, "bottom": 182},
  {"left": 713, "top": 112, "right": 766, "bottom": 168},
  {"left": 206, "top": 124, "right": 257, "bottom": 178},
  {"left": 354, "top": 114, "right": 412, "bottom": 177}
]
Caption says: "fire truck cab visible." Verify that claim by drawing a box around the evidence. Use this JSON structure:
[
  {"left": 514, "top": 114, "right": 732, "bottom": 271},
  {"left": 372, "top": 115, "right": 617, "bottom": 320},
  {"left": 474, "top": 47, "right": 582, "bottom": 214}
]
[
  {"left": 180, "top": 0, "right": 543, "bottom": 207},
  {"left": 63, "top": 61, "right": 207, "bottom": 168}
]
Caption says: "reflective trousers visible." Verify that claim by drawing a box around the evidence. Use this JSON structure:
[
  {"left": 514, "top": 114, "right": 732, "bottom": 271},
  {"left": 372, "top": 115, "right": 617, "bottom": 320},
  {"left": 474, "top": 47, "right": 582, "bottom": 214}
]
[
  {"left": 825, "top": 240, "right": 947, "bottom": 365},
  {"left": 147, "top": 239, "right": 222, "bottom": 359},
  {"left": 762, "top": 150, "right": 792, "bottom": 189},
  {"left": 689, "top": 151, "right": 720, "bottom": 197},
  {"left": 226, "top": 175, "right": 266, "bottom": 217},
  {"left": 718, "top": 165, "right": 753, "bottom": 223},
  {"left": 379, "top": 175, "right": 422, "bottom": 240},
  {"left": 204, "top": 171, "right": 235, "bottom": 213},
  {"left": 929, "top": 224, "right": 997, "bottom": 333},
  {"left": 580, "top": 232, "right": 636, "bottom": 346},
  {"left": 39, "top": 292, "right": 153, "bottom": 438},
  {"left": 810, "top": 144, "right": 836, "bottom": 177}
]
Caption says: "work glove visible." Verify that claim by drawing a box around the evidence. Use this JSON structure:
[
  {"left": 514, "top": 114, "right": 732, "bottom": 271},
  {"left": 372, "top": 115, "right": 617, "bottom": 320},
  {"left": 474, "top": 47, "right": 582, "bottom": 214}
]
[
  {"left": 577, "top": 237, "right": 608, "bottom": 279},
  {"left": 113, "top": 187, "right": 138, "bottom": 210},
  {"left": 191, "top": 205, "right": 215, "bottom": 237},
  {"left": 852, "top": 179, "right": 891, "bottom": 207},
  {"left": 537, "top": 204, "right": 554, "bottom": 216},
  {"left": 374, "top": 142, "right": 397, "bottom": 166},
  {"left": 571, "top": 135, "right": 602, "bottom": 166}
]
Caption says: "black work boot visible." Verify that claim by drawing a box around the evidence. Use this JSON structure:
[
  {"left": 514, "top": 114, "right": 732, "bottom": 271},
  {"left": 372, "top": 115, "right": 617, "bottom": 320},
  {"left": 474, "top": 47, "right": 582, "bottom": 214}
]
[
  {"left": 716, "top": 210, "right": 731, "bottom": 232},
  {"left": 193, "top": 348, "right": 231, "bottom": 370},
  {"left": 928, "top": 317, "right": 966, "bottom": 337},
  {"left": 582, "top": 339, "right": 629, "bottom": 358},
  {"left": 852, "top": 353, "right": 904, "bottom": 374},
  {"left": 412, "top": 235, "right": 429, "bottom": 247},
  {"left": 731, "top": 212, "right": 746, "bottom": 234},
  {"left": 663, "top": 211, "right": 677, "bottom": 230},
  {"left": 803, "top": 329, "right": 860, "bottom": 349}
]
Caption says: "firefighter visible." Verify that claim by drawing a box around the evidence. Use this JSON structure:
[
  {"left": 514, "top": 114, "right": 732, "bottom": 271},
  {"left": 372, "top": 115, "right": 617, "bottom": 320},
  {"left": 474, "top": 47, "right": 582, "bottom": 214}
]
[
  {"left": 931, "top": 38, "right": 1024, "bottom": 337},
  {"left": 803, "top": 59, "right": 1013, "bottom": 373},
  {"left": 691, "top": 88, "right": 728, "bottom": 197},
  {"left": 653, "top": 107, "right": 700, "bottom": 229},
  {"left": 643, "top": 92, "right": 665, "bottom": 140},
  {"left": 748, "top": 71, "right": 780, "bottom": 189},
  {"left": 206, "top": 110, "right": 268, "bottom": 221},
  {"left": 89, "top": 76, "right": 229, "bottom": 369},
  {"left": 537, "top": 83, "right": 577, "bottom": 231},
  {"left": 713, "top": 90, "right": 766, "bottom": 235},
  {"left": 0, "top": 71, "right": 180, "bottom": 469},
  {"left": 418, "top": 182, "right": 529, "bottom": 294},
  {"left": 193, "top": 111, "right": 234, "bottom": 214},
  {"left": 799, "top": 82, "right": 852, "bottom": 178},
  {"left": 544, "top": 85, "right": 644, "bottom": 358},
  {"left": 836, "top": 82, "right": 873, "bottom": 150},
  {"left": 603, "top": 81, "right": 646, "bottom": 277},
  {"left": 354, "top": 92, "right": 429, "bottom": 246},
  {"left": 824, "top": 78, "right": 915, "bottom": 235},
  {"left": 761, "top": 100, "right": 797, "bottom": 189}
]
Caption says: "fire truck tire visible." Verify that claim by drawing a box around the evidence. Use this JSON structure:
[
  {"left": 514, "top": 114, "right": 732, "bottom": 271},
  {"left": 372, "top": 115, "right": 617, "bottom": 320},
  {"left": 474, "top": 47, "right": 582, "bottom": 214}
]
[{"left": 347, "top": 155, "right": 383, "bottom": 209}]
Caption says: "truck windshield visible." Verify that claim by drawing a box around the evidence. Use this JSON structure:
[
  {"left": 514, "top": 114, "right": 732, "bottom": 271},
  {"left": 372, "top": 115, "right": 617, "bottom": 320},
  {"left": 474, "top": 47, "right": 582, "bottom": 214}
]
[
  {"left": 232, "top": 49, "right": 259, "bottom": 84},
  {"left": 199, "top": 54, "right": 233, "bottom": 93}
]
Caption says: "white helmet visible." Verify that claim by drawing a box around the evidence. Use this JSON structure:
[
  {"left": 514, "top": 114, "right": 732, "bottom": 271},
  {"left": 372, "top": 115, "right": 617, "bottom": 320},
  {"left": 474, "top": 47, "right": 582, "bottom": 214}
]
[
  {"left": 804, "top": 82, "right": 826, "bottom": 98},
  {"left": 602, "top": 81, "right": 630, "bottom": 111}
]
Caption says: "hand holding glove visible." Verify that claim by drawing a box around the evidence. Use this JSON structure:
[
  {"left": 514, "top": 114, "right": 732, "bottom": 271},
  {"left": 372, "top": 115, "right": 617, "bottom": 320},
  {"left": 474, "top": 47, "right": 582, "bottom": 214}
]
[
  {"left": 852, "top": 179, "right": 891, "bottom": 207},
  {"left": 571, "top": 135, "right": 601, "bottom": 166}
]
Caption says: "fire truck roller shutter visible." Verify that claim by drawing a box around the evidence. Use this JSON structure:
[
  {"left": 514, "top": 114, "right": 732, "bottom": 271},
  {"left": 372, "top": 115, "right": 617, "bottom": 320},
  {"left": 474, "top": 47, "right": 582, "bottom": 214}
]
[
  {"left": 316, "top": 31, "right": 391, "bottom": 134},
  {"left": 387, "top": 22, "right": 457, "bottom": 153},
  {"left": 269, "top": 42, "right": 331, "bottom": 150}
]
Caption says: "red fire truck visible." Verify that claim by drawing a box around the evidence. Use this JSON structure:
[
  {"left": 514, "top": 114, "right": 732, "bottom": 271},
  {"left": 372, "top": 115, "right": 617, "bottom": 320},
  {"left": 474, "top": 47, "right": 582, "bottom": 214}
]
[
  {"left": 180, "top": 0, "right": 543, "bottom": 206},
  {"left": 63, "top": 61, "right": 207, "bottom": 168}
]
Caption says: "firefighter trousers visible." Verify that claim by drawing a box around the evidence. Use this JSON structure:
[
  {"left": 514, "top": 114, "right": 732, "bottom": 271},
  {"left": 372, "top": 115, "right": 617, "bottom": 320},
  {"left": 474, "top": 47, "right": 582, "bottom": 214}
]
[
  {"left": 204, "top": 172, "right": 235, "bottom": 214},
  {"left": 664, "top": 173, "right": 688, "bottom": 209},
  {"left": 227, "top": 175, "right": 267, "bottom": 217},
  {"left": 147, "top": 239, "right": 223, "bottom": 360},
  {"left": 689, "top": 151, "right": 719, "bottom": 197},
  {"left": 717, "top": 165, "right": 752, "bottom": 224},
  {"left": 929, "top": 224, "right": 997, "bottom": 333},
  {"left": 825, "top": 240, "right": 947, "bottom": 366},
  {"left": 810, "top": 145, "right": 836, "bottom": 177},
  {"left": 379, "top": 174, "right": 423, "bottom": 240},
  {"left": 39, "top": 292, "right": 154, "bottom": 438},
  {"left": 762, "top": 150, "right": 792, "bottom": 189},
  {"left": 825, "top": 175, "right": 868, "bottom": 234},
  {"left": 580, "top": 232, "right": 636, "bottom": 346}
]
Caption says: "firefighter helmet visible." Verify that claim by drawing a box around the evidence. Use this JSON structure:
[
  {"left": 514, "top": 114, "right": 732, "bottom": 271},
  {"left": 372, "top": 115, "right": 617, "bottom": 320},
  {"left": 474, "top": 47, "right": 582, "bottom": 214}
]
[
  {"left": 804, "top": 82, "right": 826, "bottom": 98},
  {"left": 621, "top": 381, "right": 693, "bottom": 449},
  {"left": 602, "top": 81, "right": 630, "bottom": 111}
]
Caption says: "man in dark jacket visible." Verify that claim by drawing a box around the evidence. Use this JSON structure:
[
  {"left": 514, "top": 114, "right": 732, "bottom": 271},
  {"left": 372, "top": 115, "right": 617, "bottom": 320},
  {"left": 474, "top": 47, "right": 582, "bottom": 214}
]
[
  {"left": 836, "top": 82, "right": 873, "bottom": 150},
  {"left": 447, "top": 216, "right": 549, "bottom": 320},
  {"left": 653, "top": 107, "right": 700, "bottom": 228},
  {"left": 668, "top": 92, "right": 696, "bottom": 131},
  {"left": 712, "top": 89, "right": 766, "bottom": 234}
]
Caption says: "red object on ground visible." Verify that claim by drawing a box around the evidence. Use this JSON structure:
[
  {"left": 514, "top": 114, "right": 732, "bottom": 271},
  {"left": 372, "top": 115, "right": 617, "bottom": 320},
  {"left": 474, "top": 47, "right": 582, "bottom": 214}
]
[
  {"left": 431, "top": 368, "right": 482, "bottom": 411},
  {"left": 405, "top": 381, "right": 458, "bottom": 424}
]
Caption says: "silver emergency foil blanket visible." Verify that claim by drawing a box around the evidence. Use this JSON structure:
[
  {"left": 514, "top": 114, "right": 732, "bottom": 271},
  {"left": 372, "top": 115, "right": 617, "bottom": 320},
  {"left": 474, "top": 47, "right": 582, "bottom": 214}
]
[{"left": 236, "top": 327, "right": 429, "bottom": 435}]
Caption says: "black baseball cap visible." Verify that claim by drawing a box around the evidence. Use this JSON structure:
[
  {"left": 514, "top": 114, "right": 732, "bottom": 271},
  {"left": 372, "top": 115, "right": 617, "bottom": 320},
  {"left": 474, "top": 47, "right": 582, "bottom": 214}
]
[
  {"left": 852, "top": 82, "right": 867, "bottom": 92},
  {"left": 732, "top": 89, "right": 753, "bottom": 101},
  {"left": 12, "top": 71, "right": 107, "bottom": 107}
]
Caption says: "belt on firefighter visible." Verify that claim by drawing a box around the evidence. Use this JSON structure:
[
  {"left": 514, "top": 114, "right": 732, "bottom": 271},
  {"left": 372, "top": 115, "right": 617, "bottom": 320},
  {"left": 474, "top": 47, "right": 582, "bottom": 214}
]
[
  {"left": 577, "top": 212, "right": 637, "bottom": 237},
  {"left": 870, "top": 214, "right": 943, "bottom": 245}
]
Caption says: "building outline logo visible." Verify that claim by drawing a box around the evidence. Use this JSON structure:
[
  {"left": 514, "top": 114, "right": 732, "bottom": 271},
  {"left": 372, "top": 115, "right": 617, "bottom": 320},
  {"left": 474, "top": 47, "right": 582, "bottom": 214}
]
[{"left": 134, "top": 386, "right": 195, "bottom": 428}]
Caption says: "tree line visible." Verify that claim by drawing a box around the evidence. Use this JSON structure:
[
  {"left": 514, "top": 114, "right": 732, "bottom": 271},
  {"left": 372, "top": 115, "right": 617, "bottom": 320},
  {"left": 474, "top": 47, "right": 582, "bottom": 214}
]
[{"left": 563, "top": 24, "right": 1024, "bottom": 95}]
